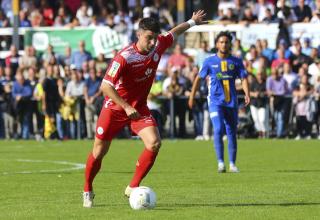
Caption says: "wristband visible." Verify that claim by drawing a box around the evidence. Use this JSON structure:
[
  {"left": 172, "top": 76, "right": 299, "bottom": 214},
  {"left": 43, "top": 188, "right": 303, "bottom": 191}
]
[{"left": 187, "top": 19, "right": 196, "bottom": 27}]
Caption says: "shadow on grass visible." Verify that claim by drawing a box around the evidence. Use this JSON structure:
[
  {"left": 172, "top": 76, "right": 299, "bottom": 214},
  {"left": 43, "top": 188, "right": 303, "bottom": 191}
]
[
  {"left": 158, "top": 202, "right": 320, "bottom": 208},
  {"left": 277, "top": 170, "right": 320, "bottom": 173}
]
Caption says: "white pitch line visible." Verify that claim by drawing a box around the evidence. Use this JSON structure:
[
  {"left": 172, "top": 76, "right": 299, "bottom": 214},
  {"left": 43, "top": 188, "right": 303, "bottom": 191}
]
[{"left": 2, "top": 159, "right": 85, "bottom": 175}]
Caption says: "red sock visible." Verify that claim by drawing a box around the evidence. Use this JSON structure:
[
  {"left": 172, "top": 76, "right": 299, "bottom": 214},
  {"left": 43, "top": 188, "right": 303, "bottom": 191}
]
[
  {"left": 130, "top": 148, "right": 158, "bottom": 187},
  {"left": 84, "top": 153, "right": 102, "bottom": 192}
]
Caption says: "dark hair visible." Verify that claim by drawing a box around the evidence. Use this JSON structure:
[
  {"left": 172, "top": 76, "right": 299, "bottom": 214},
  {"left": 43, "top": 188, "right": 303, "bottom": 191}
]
[
  {"left": 215, "top": 31, "right": 233, "bottom": 45},
  {"left": 138, "top": 17, "right": 160, "bottom": 33}
]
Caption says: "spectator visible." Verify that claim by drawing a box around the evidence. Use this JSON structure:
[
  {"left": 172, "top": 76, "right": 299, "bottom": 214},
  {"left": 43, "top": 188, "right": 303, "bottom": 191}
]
[
  {"left": 65, "top": 69, "right": 85, "bottom": 139},
  {"left": 71, "top": 40, "right": 92, "bottom": 70},
  {"left": 239, "top": 6, "right": 258, "bottom": 24},
  {"left": 283, "top": 63, "right": 298, "bottom": 92},
  {"left": 301, "top": 37, "right": 312, "bottom": 56},
  {"left": 54, "top": 6, "right": 71, "bottom": 27},
  {"left": 271, "top": 47, "right": 290, "bottom": 69},
  {"left": 262, "top": 8, "right": 278, "bottom": 23},
  {"left": 5, "top": 45, "right": 20, "bottom": 76},
  {"left": 19, "top": 10, "right": 31, "bottom": 27},
  {"left": 12, "top": 70, "right": 32, "bottom": 139},
  {"left": 293, "top": 0, "right": 312, "bottom": 22},
  {"left": 249, "top": 72, "right": 268, "bottom": 138},
  {"left": 95, "top": 53, "right": 108, "bottom": 73},
  {"left": 0, "top": 9, "right": 9, "bottom": 27},
  {"left": 41, "top": 44, "right": 58, "bottom": 66},
  {"left": 84, "top": 68, "right": 101, "bottom": 139},
  {"left": 194, "top": 41, "right": 211, "bottom": 69},
  {"left": 253, "top": 0, "right": 275, "bottom": 22},
  {"left": 232, "top": 38, "right": 245, "bottom": 58},
  {"left": 30, "top": 9, "right": 43, "bottom": 27},
  {"left": 167, "top": 44, "right": 188, "bottom": 70},
  {"left": 310, "top": 9, "right": 320, "bottom": 23},
  {"left": 293, "top": 74, "right": 313, "bottom": 139},
  {"left": 291, "top": 40, "right": 313, "bottom": 73},
  {"left": 40, "top": 0, "right": 54, "bottom": 26},
  {"left": 76, "top": 1, "right": 92, "bottom": 26},
  {"left": 220, "top": 8, "right": 238, "bottom": 24},
  {"left": 267, "top": 68, "right": 289, "bottom": 138},
  {"left": 19, "top": 46, "right": 37, "bottom": 77},
  {"left": 261, "top": 39, "right": 274, "bottom": 62}
]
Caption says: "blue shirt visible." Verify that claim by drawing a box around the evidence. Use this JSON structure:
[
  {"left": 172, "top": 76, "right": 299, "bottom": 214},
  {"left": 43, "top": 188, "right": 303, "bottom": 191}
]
[
  {"left": 12, "top": 80, "right": 32, "bottom": 99},
  {"left": 85, "top": 77, "right": 101, "bottom": 97},
  {"left": 71, "top": 50, "right": 92, "bottom": 70},
  {"left": 199, "top": 54, "right": 247, "bottom": 108}
]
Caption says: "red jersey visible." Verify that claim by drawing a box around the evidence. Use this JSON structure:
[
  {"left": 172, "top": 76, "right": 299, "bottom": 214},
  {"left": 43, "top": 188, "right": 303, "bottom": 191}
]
[{"left": 103, "top": 32, "right": 174, "bottom": 111}]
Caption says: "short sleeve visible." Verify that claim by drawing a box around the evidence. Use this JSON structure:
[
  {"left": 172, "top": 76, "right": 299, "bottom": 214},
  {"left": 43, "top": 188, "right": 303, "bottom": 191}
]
[
  {"left": 103, "top": 55, "right": 126, "bottom": 86},
  {"left": 157, "top": 32, "right": 174, "bottom": 54},
  {"left": 199, "top": 58, "right": 210, "bottom": 79},
  {"left": 236, "top": 59, "right": 247, "bottom": 79}
]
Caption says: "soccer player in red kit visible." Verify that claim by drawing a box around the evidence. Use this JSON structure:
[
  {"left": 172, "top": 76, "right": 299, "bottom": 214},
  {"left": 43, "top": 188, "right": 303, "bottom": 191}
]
[{"left": 83, "top": 10, "right": 207, "bottom": 208}]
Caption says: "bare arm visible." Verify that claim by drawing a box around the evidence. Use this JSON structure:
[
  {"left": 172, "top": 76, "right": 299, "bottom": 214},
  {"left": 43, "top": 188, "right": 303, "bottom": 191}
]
[
  {"left": 100, "top": 82, "right": 140, "bottom": 119},
  {"left": 241, "top": 78, "right": 250, "bottom": 106},
  {"left": 188, "top": 75, "right": 201, "bottom": 109},
  {"left": 169, "top": 10, "right": 207, "bottom": 38}
]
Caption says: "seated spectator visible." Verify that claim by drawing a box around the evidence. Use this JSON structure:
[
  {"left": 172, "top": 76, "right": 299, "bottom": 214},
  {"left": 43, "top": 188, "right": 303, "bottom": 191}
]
[
  {"left": 291, "top": 40, "right": 313, "bottom": 73},
  {"left": 293, "top": 0, "right": 312, "bottom": 22},
  {"left": 0, "top": 9, "right": 10, "bottom": 27},
  {"left": 19, "top": 46, "right": 37, "bottom": 77},
  {"left": 41, "top": 44, "right": 58, "bottom": 67},
  {"left": 253, "top": 0, "right": 275, "bottom": 22},
  {"left": 40, "top": 0, "right": 54, "bottom": 26},
  {"left": 262, "top": 8, "right": 278, "bottom": 23},
  {"left": 54, "top": 6, "right": 71, "bottom": 27},
  {"left": 19, "top": 10, "right": 31, "bottom": 27},
  {"left": 310, "top": 9, "right": 320, "bottom": 23},
  {"left": 239, "top": 6, "right": 258, "bottom": 24},
  {"left": 276, "top": 0, "right": 297, "bottom": 23},
  {"left": 30, "top": 9, "right": 43, "bottom": 27},
  {"left": 220, "top": 8, "right": 238, "bottom": 24}
]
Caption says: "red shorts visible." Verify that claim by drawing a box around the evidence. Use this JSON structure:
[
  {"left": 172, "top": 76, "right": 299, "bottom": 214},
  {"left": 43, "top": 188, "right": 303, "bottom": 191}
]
[{"left": 95, "top": 106, "right": 157, "bottom": 141}]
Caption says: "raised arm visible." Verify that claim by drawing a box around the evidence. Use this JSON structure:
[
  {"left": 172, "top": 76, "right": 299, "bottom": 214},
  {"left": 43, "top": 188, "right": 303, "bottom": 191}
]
[{"left": 169, "top": 10, "right": 207, "bottom": 38}]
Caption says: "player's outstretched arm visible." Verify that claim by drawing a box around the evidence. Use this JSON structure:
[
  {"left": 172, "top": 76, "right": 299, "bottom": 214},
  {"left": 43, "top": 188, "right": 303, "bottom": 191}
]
[
  {"left": 188, "top": 75, "right": 201, "bottom": 109},
  {"left": 169, "top": 10, "right": 207, "bottom": 38},
  {"left": 100, "top": 82, "right": 140, "bottom": 119}
]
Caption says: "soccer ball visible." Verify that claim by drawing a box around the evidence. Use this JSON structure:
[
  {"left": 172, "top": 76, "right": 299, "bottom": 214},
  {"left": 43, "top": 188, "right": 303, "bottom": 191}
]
[{"left": 129, "top": 186, "right": 156, "bottom": 210}]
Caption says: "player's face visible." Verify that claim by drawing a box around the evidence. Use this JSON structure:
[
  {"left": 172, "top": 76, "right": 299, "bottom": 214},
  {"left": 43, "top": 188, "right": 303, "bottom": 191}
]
[
  {"left": 216, "top": 36, "right": 231, "bottom": 54},
  {"left": 137, "top": 29, "right": 158, "bottom": 53}
]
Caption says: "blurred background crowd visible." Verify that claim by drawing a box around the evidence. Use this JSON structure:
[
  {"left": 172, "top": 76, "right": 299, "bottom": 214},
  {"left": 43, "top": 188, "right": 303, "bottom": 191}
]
[{"left": 0, "top": 0, "right": 319, "bottom": 140}]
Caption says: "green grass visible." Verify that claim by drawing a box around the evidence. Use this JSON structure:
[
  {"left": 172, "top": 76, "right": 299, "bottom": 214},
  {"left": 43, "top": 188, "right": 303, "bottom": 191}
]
[{"left": 0, "top": 139, "right": 320, "bottom": 220}]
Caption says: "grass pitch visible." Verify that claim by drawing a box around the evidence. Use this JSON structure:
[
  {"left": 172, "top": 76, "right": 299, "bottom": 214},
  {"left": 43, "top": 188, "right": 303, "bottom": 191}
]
[{"left": 0, "top": 139, "right": 319, "bottom": 219}]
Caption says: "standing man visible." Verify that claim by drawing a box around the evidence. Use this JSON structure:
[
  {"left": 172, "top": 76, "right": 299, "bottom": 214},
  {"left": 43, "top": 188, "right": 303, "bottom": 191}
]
[
  {"left": 83, "top": 10, "right": 207, "bottom": 208},
  {"left": 188, "top": 31, "right": 250, "bottom": 173}
]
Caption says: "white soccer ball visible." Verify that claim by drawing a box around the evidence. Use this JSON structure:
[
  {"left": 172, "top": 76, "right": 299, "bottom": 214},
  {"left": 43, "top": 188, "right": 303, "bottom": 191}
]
[{"left": 129, "top": 186, "right": 156, "bottom": 210}]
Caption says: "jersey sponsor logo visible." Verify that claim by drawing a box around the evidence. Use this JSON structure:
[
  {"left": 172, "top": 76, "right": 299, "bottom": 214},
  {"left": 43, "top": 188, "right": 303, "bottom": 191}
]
[
  {"left": 97, "top": 127, "right": 104, "bottom": 135},
  {"left": 107, "top": 61, "right": 120, "bottom": 77},
  {"left": 153, "top": 53, "right": 159, "bottom": 62},
  {"left": 216, "top": 72, "right": 233, "bottom": 79}
]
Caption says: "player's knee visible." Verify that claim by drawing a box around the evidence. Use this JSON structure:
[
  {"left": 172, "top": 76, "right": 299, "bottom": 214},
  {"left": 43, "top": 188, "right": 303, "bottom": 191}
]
[
  {"left": 214, "top": 127, "right": 224, "bottom": 136},
  {"left": 93, "top": 139, "right": 110, "bottom": 159},
  {"left": 149, "top": 139, "right": 161, "bottom": 152}
]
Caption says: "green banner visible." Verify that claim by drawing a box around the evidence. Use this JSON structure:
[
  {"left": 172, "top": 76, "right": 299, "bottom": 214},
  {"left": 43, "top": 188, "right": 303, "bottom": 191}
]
[{"left": 24, "top": 27, "right": 128, "bottom": 58}]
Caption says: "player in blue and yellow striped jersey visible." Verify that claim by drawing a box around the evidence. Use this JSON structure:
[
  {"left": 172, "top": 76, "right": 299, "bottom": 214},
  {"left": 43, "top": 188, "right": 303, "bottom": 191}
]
[{"left": 188, "top": 31, "right": 250, "bottom": 173}]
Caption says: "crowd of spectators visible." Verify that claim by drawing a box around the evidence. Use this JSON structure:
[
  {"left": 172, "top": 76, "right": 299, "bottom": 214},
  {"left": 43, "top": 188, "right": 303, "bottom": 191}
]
[{"left": 0, "top": 0, "right": 319, "bottom": 140}]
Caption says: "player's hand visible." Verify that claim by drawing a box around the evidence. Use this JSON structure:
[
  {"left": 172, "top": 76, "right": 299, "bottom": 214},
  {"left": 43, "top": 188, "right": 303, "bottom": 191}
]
[
  {"left": 124, "top": 105, "right": 140, "bottom": 120},
  {"left": 244, "top": 95, "right": 250, "bottom": 106},
  {"left": 191, "top": 10, "right": 207, "bottom": 25}
]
